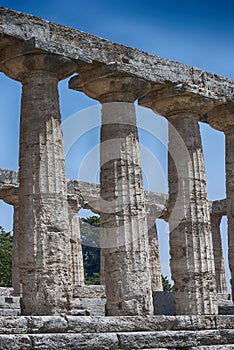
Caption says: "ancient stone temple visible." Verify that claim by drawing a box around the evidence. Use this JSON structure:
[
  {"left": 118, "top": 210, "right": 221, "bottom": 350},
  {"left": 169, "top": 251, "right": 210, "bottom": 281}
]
[{"left": 0, "top": 6, "right": 234, "bottom": 349}]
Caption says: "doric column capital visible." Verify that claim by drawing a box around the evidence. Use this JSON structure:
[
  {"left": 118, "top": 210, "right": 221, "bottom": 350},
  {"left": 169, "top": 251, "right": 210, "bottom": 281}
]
[
  {"left": 139, "top": 85, "right": 217, "bottom": 119},
  {"left": 146, "top": 203, "right": 168, "bottom": 222},
  {"left": 0, "top": 44, "right": 77, "bottom": 82},
  {"left": 0, "top": 184, "right": 19, "bottom": 206},
  {"left": 207, "top": 102, "right": 234, "bottom": 133},
  {"left": 69, "top": 64, "right": 151, "bottom": 103}
]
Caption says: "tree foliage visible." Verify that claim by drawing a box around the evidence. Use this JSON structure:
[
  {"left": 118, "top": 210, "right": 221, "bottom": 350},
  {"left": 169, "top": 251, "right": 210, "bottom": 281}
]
[
  {"left": 80, "top": 216, "right": 100, "bottom": 285},
  {"left": 162, "top": 274, "right": 173, "bottom": 291},
  {"left": 0, "top": 226, "right": 13, "bottom": 287}
]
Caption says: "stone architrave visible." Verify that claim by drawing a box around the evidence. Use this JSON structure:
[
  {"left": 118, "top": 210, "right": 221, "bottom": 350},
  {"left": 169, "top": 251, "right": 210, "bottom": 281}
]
[
  {"left": 1, "top": 49, "right": 77, "bottom": 315},
  {"left": 208, "top": 103, "right": 234, "bottom": 302},
  {"left": 210, "top": 214, "right": 227, "bottom": 293},
  {"left": 140, "top": 88, "right": 218, "bottom": 315},
  {"left": 70, "top": 65, "right": 154, "bottom": 316}
]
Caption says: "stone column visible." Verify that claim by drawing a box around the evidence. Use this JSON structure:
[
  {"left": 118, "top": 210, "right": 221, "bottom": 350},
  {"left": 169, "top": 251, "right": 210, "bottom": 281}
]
[
  {"left": 140, "top": 88, "right": 218, "bottom": 315},
  {"left": 210, "top": 214, "right": 227, "bottom": 293},
  {"left": 147, "top": 215, "right": 163, "bottom": 291},
  {"left": 68, "top": 208, "right": 85, "bottom": 286},
  {"left": 70, "top": 66, "right": 153, "bottom": 316},
  {"left": 12, "top": 205, "right": 21, "bottom": 296},
  {"left": 67, "top": 184, "right": 85, "bottom": 287},
  {"left": 1, "top": 52, "right": 77, "bottom": 315},
  {"left": 208, "top": 103, "right": 234, "bottom": 301},
  {"left": 100, "top": 249, "right": 106, "bottom": 285},
  {"left": 0, "top": 185, "right": 21, "bottom": 296}
]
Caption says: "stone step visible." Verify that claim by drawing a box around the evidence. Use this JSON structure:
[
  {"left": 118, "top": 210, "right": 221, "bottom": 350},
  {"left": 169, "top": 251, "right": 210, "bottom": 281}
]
[
  {"left": 70, "top": 309, "right": 90, "bottom": 316},
  {"left": 0, "top": 315, "right": 234, "bottom": 334},
  {"left": 0, "top": 331, "right": 234, "bottom": 349},
  {"left": 118, "top": 329, "right": 234, "bottom": 348},
  {"left": 130, "top": 347, "right": 234, "bottom": 350},
  {"left": 0, "top": 315, "right": 233, "bottom": 349},
  {"left": 190, "top": 346, "right": 234, "bottom": 349},
  {"left": 218, "top": 293, "right": 232, "bottom": 301},
  {"left": 0, "top": 296, "right": 20, "bottom": 310},
  {"left": 130, "top": 344, "right": 234, "bottom": 350},
  {"left": 0, "top": 309, "right": 20, "bottom": 316},
  {"left": 0, "top": 288, "right": 13, "bottom": 297}
]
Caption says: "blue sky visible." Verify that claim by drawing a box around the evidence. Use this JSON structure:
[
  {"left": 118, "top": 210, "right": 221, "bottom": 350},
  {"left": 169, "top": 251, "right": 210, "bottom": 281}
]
[{"left": 0, "top": 0, "right": 233, "bottom": 287}]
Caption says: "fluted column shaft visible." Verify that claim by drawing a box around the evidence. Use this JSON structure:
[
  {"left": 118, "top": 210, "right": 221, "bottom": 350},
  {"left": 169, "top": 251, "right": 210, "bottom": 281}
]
[
  {"left": 168, "top": 114, "right": 217, "bottom": 314},
  {"left": 68, "top": 206, "right": 85, "bottom": 286},
  {"left": 12, "top": 205, "right": 21, "bottom": 296},
  {"left": 69, "top": 68, "right": 153, "bottom": 316},
  {"left": 140, "top": 90, "right": 218, "bottom": 315},
  {"left": 2, "top": 52, "right": 76, "bottom": 315},
  {"left": 101, "top": 102, "right": 153, "bottom": 315},
  {"left": 208, "top": 103, "right": 234, "bottom": 301},
  {"left": 100, "top": 249, "right": 106, "bottom": 285},
  {"left": 226, "top": 129, "right": 234, "bottom": 299},
  {"left": 210, "top": 214, "right": 227, "bottom": 293},
  {"left": 19, "top": 72, "right": 72, "bottom": 315},
  {"left": 147, "top": 215, "right": 163, "bottom": 291}
]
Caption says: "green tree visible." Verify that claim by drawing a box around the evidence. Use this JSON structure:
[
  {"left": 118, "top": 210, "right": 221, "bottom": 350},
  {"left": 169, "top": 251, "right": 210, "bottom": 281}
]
[
  {"left": 80, "top": 216, "right": 100, "bottom": 285},
  {"left": 162, "top": 274, "right": 173, "bottom": 291},
  {"left": 0, "top": 226, "right": 13, "bottom": 287}
]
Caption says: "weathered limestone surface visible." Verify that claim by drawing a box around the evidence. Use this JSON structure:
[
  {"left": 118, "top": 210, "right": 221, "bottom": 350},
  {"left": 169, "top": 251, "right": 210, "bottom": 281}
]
[
  {"left": 0, "top": 168, "right": 18, "bottom": 186},
  {"left": 0, "top": 315, "right": 233, "bottom": 333},
  {"left": 210, "top": 214, "right": 227, "bottom": 293},
  {"left": 211, "top": 199, "right": 227, "bottom": 216},
  {"left": 147, "top": 215, "right": 163, "bottom": 291},
  {"left": 70, "top": 68, "right": 153, "bottom": 316},
  {"left": 0, "top": 296, "right": 20, "bottom": 317},
  {"left": 0, "top": 288, "right": 14, "bottom": 296},
  {"left": 72, "top": 285, "right": 106, "bottom": 316},
  {"left": 12, "top": 207, "right": 21, "bottom": 296},
  {"left": 227, "top": 113, "right": 234, "bottom": 301},
  {"left": 0, "top": 286, "right": 232, "bottom": 317},
  {"left": 71, "top": 298, "right": 106, "bottom": 316},
  {"left": 0, "top": 50, "right": 77, "bottom": 315},
  {"left": 0, "top": 168, "right": 229, "bottom": 299},
  {"left": 67, "top": 180, "right": 85, "bottom": 286},
  {"left": 67, "top": 207, "right": 85, "bottom": 286},
  {"left": 167, "top": 112, "right": 217, "bottom": 315},
  {"left": 0, "top": 15, "right": 234, "bottom": 350},
  {"left": 2, "top": 168, "right": 225, "bottom": 218},
  {"left": 118, "top": 329, "right": 234, "bottom": 349},
  {"left": 208, "top": 103, "right": 234, "bottom": 303},
  {"left": 0, "top": 169, "right": 164, "bottom": 296},
  {"left": 73, "top": 285, "right": 106, "bottom": 299},
  {"left": 0, "top": 172, "right": 86, "bottom": 297},
  {"left": 1, "top": 330, "right": 234, "bottom": 350},
  {"left": 0, "top": 333, "right": 119, "bottom": 350},
  {"left": 0, "top": 315, "right": 234, "bottom": 349},
  {"left": 140, "top": 89, "right": 218, "bottom": 315},
  {"left": 0, "top": 7, "right": 234, "bottom": 103}
]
